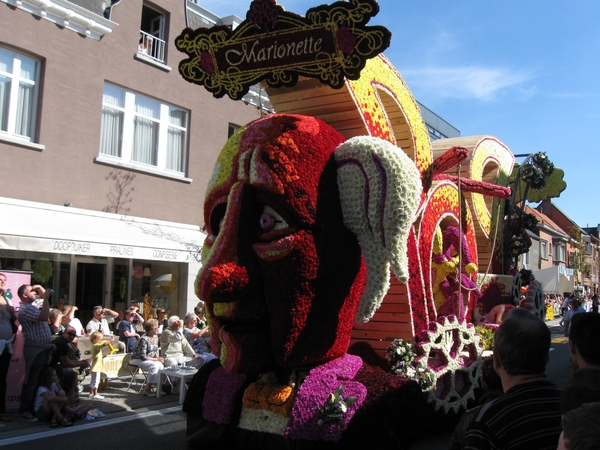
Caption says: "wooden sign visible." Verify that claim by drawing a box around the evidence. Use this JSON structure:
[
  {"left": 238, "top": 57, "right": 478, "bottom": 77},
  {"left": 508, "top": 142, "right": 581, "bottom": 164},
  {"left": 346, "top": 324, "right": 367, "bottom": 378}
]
[{"left": 175, "top": 0, "right": 391, "bottom": 100}]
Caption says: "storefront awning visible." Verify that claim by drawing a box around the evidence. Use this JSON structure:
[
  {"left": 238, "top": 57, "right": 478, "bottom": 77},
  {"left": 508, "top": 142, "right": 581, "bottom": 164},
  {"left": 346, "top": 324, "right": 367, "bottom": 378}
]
[
  {"left": 0, "top": 197, "right": 206, "bottom": 263},
  {"left": 533, "top": 266, "right": 574, "bottom": 294}
]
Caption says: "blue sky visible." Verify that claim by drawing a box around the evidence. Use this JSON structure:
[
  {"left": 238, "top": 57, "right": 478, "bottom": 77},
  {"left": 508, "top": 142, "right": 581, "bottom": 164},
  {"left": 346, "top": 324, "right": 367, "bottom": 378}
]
[{"left": 199, "top": 0, "right": 600, "bottom": 228}]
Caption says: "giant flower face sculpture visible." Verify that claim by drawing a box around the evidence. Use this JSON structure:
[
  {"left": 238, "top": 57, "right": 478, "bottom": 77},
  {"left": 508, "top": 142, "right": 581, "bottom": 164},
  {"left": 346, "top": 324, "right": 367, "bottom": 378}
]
[{"left": 196, "top": 114, "right": 366, "bottom": 375}]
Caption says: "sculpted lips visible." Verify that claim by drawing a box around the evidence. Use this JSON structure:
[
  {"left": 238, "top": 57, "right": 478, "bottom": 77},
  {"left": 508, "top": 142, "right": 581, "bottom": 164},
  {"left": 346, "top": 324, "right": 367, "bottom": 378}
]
[{"left": 253, "top": 235, "right": 296, "bottom": 261}]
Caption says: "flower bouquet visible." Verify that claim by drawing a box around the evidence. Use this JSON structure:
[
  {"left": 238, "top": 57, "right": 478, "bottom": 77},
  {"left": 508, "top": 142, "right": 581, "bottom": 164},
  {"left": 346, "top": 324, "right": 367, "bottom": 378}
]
[
  {"left": 317, "top": 385, "right": 358, "bottom": 428},
  {"left": 385, "top": 338, "right": 435, "bottom": 390}
]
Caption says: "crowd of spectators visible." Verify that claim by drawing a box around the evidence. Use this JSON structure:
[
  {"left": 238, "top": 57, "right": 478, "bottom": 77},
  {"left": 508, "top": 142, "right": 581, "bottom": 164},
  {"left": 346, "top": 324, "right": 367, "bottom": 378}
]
[
  {"left": 0, "top": 273, "right": 216, "bottom": 426},
  {"left": 4, "top": 271, "right": 600, "bottom": 446}
]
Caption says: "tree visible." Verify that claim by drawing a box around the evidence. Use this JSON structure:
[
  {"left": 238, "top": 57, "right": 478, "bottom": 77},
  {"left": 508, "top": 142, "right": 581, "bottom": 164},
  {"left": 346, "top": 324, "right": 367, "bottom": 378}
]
[{"left": 569, "top": 227, "right": 586, "bottom": 293}]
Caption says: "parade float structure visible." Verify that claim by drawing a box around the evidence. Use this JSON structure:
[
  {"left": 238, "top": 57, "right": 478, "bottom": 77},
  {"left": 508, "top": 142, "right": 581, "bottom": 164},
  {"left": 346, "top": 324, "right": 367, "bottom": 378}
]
[{"left": 175, "top": 0, "right": 566, "bottom": 445}]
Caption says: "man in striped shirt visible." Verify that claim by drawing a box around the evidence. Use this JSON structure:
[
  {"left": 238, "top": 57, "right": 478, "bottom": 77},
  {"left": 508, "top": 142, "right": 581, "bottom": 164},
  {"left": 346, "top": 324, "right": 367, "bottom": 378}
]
[{"left": 465, "top": 308, "right": 562, "bottom": 450}]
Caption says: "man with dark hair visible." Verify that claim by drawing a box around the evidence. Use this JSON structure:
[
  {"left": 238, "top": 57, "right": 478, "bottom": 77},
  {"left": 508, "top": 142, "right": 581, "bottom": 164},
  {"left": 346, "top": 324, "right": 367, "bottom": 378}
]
[
  {"left": 568, "top": 313, "right": 600, "bottom": 371},
  {"left": 558, "top": 368, "right": 600, "bottom": 450},
  {"left": 559, "top": 402, "right": 600, "bottom": 450},
  {"left": 561, "top": 367, "right": 600, "bottom": 414},
  {"left": 49, "top": 326, "right": 90, "bottom": 376},
  {"left": 17, "top": 284, "right": 54, "bottom": 422},
  {"left": 118, "top": 310, "right": 141, "bottom": 353},
  {"left": 466, "top": 308, "right": 562, "bottom": 450}
]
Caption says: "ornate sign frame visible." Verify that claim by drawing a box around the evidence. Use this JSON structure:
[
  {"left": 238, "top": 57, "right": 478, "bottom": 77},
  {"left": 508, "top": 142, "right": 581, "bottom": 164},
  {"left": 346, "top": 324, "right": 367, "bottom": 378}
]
[{"left": 175, "top": 0, "right": 391, "bottom": 100}]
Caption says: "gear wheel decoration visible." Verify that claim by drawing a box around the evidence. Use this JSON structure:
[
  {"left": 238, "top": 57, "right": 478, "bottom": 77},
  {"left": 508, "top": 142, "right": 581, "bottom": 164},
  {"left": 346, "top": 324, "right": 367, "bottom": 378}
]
[
  {"left": 415, "top": 315, "right": 483, "bottom": 414},
  {"left": 524, "top": 280, "right": 544, "bottom": 320},
  {"left": 511, "top": 271, "right": 522, "bottom": 305}
]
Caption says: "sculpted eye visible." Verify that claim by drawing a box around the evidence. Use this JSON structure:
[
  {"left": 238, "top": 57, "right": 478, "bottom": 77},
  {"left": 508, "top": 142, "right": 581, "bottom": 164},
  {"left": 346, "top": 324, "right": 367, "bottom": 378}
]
[
  {"left": 209, "top": 203, "right": 227, "bottom": 236},
  {"left": 259, "top": 205, "right": 288, "bottom": 232}
]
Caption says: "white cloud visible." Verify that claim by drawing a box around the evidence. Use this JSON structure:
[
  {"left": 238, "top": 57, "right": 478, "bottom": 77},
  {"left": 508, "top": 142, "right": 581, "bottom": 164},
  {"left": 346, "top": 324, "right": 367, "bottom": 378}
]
[{"left": 401, "top": 66, "right": 536, "bottom": 101}]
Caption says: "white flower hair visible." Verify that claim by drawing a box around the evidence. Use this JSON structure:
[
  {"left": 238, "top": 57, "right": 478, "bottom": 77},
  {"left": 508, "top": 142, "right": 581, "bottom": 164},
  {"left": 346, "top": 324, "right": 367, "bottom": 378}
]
[{"left": 335, "top": 136, "right": 422, "bottom": 323}]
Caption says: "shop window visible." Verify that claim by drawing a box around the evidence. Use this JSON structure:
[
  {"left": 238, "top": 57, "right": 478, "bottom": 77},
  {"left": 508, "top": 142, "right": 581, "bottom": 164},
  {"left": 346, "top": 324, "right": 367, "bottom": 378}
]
[
  {"left": 111, "top": 260, "right": 129, "bottom": 313},
  {"left": 98, "top": 83, "right": 189, "bottom": 177},
  {"left": 0, "top": 46, "right": 40, "bottom": 142},
  {"left": 130, "top": 261, "right": 179, "bottom": 316}
]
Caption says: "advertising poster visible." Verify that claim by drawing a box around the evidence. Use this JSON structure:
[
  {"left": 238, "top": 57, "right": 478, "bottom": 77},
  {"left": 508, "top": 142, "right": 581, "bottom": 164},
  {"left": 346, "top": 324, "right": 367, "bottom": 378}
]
[{"left": 1, "top": 270, "right": 32, "bottom": 410}]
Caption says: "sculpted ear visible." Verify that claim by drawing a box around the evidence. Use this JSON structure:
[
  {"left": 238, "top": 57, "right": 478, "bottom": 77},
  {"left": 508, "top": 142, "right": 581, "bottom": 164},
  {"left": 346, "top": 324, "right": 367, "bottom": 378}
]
[{"left": 335, "top": 136, "right": 422, "bottom": 323}]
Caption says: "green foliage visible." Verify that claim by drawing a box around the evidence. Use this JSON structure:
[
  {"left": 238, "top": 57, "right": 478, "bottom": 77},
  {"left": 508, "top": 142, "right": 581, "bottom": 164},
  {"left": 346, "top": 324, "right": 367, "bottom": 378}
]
[
  {"left": 475, "top": 325, "right": 494, "bottom": 351},
  {"left": 509, "top": 164, "right": 567, "bottom": 203}
]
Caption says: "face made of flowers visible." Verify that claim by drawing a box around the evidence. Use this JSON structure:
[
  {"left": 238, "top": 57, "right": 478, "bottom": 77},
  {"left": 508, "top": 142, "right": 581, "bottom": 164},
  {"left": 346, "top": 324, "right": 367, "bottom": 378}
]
[{"left": 197, "top": 114, "right": 366, "bottom": 375}]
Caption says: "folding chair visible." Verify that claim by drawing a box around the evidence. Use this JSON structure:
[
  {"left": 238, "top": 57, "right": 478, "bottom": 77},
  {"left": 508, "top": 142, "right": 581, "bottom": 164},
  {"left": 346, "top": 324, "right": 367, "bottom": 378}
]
[{"left": 126, "top": 363, "right": 149, "bottom": 393}]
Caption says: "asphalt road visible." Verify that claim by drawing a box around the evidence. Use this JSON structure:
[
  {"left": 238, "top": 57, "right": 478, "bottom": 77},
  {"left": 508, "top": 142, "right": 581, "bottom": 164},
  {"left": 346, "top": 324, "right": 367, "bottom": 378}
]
[{"left": 0, "top": 406, "right": 187, "bottom": 450}]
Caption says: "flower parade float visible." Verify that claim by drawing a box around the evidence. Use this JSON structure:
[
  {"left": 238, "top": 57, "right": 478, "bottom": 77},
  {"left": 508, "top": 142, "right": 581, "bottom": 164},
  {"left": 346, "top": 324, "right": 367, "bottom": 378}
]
[
  {"left": 184, "top": 113, "right": 429, "bottom": 448},
  {"left": 176, "top": 0, "right": 568, "bottom": 446}
]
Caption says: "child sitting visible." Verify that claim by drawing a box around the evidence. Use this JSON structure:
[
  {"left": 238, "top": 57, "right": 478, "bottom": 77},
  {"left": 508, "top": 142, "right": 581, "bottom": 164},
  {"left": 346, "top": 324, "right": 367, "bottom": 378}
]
[
  {"left": 34, "top": 367, "right": 72, "bottom": 427},
  {"left": 89, "top": 331, "right": 113, "bottom": 399},
  {"left": 60, "top": 370, "right": 93, "bottom": 419}
]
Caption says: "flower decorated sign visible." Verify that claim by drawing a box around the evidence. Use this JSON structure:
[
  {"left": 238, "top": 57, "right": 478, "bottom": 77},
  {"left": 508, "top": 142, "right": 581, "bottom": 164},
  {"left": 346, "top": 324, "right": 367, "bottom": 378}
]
[{"left": 175, "top": 0, "right": 391, "bottom": 100}]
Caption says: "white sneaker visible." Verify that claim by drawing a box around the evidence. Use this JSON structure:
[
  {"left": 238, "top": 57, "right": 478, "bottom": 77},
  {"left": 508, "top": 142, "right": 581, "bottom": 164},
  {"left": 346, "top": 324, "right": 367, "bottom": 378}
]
[{"left": 91, "top": 394, "right": 105, "bottom": 399}]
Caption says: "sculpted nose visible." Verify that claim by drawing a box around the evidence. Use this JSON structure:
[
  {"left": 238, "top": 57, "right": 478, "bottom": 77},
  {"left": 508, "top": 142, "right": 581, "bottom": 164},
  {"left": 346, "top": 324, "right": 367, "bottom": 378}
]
[
  {"left": 197, "top": 183, "right": 253, "bottom": 303},
  {"left": 199, "top": 262, "right": 250, "bottom": 303}
]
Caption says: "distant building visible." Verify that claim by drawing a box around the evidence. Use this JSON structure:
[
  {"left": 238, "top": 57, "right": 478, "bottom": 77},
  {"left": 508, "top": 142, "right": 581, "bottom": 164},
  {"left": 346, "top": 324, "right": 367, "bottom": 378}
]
[
  {"left": 417, "top": 102, "right": 460, "bottom": 141},
  {"left": 537, "top": 200, "right": 597, "bottom": 294}
]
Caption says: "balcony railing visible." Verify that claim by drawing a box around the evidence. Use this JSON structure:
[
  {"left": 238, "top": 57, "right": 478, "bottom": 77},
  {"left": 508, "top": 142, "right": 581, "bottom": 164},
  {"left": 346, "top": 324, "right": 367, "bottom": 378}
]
[{"left": 138, "top": 30, "right": 166, "bottom": 64}]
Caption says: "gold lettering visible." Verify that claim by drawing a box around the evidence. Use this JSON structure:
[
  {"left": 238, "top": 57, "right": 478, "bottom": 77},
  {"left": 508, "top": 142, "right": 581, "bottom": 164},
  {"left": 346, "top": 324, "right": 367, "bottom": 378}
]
[
  {"left": 314, "top": 38, "right": 322, "bottom": 52},
  {"left": 224, "top": 35, "right": 329, "bottom": 67},
  {"left": 277, "top": 45, "right": 286, "bottom": 59},
  {"left": 286, "top": 42, "right": 296, "bottom": 56},
  {"left": 225, "top": 41, "right": 259, "bottom": 66}
]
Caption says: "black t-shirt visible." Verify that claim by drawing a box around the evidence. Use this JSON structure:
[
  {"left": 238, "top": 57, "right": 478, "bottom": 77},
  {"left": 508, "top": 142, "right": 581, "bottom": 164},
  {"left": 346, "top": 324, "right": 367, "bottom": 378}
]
[{"left": 50, "top": 335, "right": 70, "bottom": 367}]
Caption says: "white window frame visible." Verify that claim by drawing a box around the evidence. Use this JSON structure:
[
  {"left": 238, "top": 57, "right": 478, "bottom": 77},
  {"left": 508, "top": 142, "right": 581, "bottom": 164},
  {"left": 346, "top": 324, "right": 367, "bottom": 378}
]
[
  {"left": 0, "top": 46, "right": 40, "bottom": 144},
  {"left": 540, "top": 240, "right": 548, "bottom": 259},
  {"left": 96, "top": 83, "right": 190, "bottom": 181},
  {"left": 228, "top": 123, "right": 240, "bottom": 138},
  {"left": 554, "top": 243, "right": 566, "bottom": 262}
]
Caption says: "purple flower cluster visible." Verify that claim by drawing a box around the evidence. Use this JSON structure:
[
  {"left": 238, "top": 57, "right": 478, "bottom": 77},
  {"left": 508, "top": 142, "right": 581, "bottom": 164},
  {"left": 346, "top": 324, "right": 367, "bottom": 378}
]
[
  {"left": 284, "top": 354, "right": 366, "bottom": 442},
  {"left": 247, "top": 0, "right": 279, "bottom": 31},
  {"left": 202, "top": 367, "right": 247, "bottom": 424}
]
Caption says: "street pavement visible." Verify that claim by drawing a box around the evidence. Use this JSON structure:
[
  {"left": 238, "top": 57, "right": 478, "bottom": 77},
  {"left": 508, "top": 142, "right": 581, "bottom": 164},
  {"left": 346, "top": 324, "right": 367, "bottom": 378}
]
[
  {"left": 0, "top": 317, "right": 572, "bottom": 450},
  {"left": 0, "top": 373, "right": 184, "bottom": 447}
]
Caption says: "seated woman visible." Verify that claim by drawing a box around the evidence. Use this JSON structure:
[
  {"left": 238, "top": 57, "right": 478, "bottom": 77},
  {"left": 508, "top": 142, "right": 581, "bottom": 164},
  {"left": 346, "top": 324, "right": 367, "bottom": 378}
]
[
  {"left": 480, "top": 303, "right": 514, "bottom": 325},
  {"left": 160, "top": 316, "right": 201, "bottom": 368},
  {"left": 130, "top": 319, "right": 165, "bottom": 397},
  {"left": 60, "top": 370, "right": 93, "bottom": 420},
  {"left": 155, "top": 308, "right": 169, "bottom": 334},
  {"left": 34, "top": 367, "right": 72, "bottom": 427},
  {"left": 182, "top": 313, "right": 217, "bottom": 364}
]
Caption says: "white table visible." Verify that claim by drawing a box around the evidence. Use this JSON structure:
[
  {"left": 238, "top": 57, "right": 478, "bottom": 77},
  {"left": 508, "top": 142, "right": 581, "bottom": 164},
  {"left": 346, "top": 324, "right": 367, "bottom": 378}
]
[{"left": 157, "top": 367, "right": 198, "bottom": 404}]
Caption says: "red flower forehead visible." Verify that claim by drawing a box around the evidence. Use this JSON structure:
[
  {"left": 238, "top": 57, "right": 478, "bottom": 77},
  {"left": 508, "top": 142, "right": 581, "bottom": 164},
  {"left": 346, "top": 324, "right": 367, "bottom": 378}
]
[{"left": 238, "top": 114, "right": 345, "bottom": 224}]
